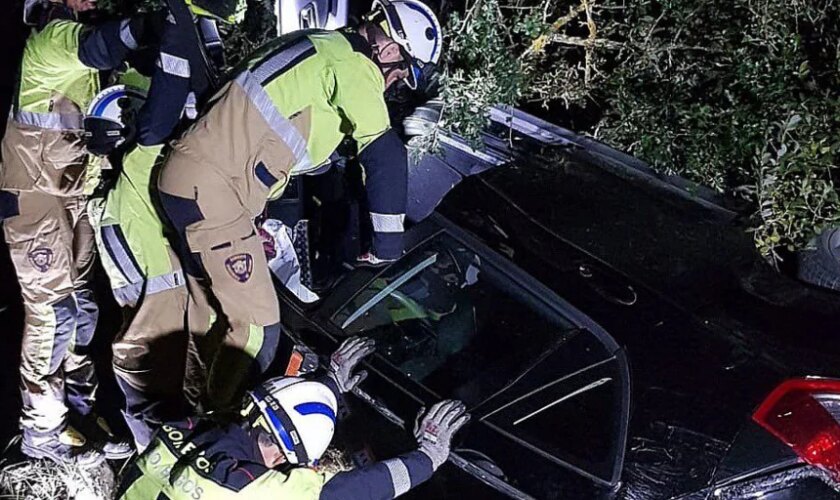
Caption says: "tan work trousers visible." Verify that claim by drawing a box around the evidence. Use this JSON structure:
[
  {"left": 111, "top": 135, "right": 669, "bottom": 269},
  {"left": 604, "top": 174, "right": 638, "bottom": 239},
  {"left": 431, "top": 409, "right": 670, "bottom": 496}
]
[
  {"left": 2, "top": 191, "right": 98, "bottom": 447},
  {"left": 156, "top": 81, "right": 304, "bottom": 410},
  {"left": 110, "top": 261, "right": 216, "bottom": 451}
]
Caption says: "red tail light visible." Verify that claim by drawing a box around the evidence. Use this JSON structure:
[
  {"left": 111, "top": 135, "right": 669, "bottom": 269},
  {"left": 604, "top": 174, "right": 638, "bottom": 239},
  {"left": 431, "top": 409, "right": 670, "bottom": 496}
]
[{"left": 753, "top": 378, "right": 840, "bottom": 481}]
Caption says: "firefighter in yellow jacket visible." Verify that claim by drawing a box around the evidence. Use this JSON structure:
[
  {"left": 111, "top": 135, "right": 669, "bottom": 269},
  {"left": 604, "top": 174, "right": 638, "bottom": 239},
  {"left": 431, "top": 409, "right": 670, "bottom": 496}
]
[
  {"left": 117, "top": 337, "right": 470, "bottom": 500},
  {"left": 82, "top": 0, "right": 243, "bottom": 452},
  {"left": 0, "top": 0, "right": 147, "bottom": 462},
  {"left": 157, "top": 0, "right": 443, "bottom": 411}
]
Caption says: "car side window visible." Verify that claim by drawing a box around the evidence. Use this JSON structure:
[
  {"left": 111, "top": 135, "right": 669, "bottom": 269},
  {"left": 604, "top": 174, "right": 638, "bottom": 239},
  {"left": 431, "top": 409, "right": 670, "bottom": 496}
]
[
  {"left": 332, "top": 233, "right": 630, "bottom": 487},
  {"left": 332, "top": 235, "right": 578, "bottom": 404}
]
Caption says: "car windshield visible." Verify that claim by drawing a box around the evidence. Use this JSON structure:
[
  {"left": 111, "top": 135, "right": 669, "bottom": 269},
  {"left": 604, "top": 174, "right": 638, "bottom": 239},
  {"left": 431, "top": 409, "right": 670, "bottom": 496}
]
[{"left": 332, "top": 234, "right": 581, "bottom": 406}]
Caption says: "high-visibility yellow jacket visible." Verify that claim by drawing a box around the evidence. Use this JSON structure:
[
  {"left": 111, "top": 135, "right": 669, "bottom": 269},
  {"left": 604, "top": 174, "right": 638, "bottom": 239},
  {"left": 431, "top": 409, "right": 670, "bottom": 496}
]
[{"left": 1, "top": 17, "right": 140, "bottom": 195}]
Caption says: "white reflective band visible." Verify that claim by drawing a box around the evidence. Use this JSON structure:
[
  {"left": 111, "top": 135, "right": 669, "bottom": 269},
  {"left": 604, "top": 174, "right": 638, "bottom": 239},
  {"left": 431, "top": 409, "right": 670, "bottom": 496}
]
[
  {"left": 111, "top": 270, "right": 185, "bottom": 308},
  {"left": 112, "top": 282, "right": 141, "bottom": 308},
  {"left": 183, "top": 91, "right": 198, "bottom": 120},
  {"left": 119, "top": 19, "right": 138, "bottom": 50},
  {"left": 383, "top": 458, "right": 412, "bottom": 497},
  {"left": 147, "top": 269, "right": 185, "bottom": 295},
  {"left": 14, "top": 110, "right": 83, "bottom": 130},
  {"left": 370, "top": 213, "right": 405, "bottom": 233},
  {"left": 251, "top": 38, "right": 315, "bottom": 84},
  {"left": 160, "top": 52, "right": 191, "bottom": 78},
  {"left": 234, "top": 71, "right": 313, "bottom": 173}
]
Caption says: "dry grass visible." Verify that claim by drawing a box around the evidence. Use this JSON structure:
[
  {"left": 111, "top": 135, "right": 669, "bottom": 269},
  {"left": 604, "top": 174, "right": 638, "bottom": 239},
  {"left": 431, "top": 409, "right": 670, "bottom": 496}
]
[{"left": 0, "top": 456, "right": 115, "bottom": 500}]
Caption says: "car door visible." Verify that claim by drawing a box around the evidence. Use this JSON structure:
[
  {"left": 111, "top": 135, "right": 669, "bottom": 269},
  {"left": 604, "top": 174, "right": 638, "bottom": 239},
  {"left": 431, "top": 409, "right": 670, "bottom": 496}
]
[{"left": 291, "top": 219, "right": 630, "bottom": 498}]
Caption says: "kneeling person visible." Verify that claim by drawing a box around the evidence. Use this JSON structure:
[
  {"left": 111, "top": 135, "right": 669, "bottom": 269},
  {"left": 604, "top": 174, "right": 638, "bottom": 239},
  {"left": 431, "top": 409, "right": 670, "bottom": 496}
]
[{"left": 117, "top": 337, "right": 470, "bottom": 499}]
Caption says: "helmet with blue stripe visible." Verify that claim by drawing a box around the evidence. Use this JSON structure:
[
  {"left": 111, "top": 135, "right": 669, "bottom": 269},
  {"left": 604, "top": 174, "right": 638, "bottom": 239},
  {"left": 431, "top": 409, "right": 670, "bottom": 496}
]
[
  {"left": 244, "top": 377, "right": 338, "bottom": 465},
  {"left": 370, "top": 0, "right": 442, "bottom": 89},
  {"left": 84, "top": 85, "right": 147, "bottom": 156}
]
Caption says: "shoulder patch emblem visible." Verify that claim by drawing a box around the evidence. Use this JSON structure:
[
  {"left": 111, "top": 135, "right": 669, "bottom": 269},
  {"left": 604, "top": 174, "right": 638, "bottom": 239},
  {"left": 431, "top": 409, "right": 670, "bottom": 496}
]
[
  {"left": 225, "top": 253, "right": 254, "bottom": 283},
  {"left": 28, "top": 248, "right": 54, "bottom": 273}
]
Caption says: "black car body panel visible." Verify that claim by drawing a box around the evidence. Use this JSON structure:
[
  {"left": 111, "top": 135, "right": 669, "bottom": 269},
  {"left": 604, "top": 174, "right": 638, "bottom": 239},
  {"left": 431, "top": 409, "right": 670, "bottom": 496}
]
[{"left": 275, "top": 107, "right": 840, "bottom": 498}]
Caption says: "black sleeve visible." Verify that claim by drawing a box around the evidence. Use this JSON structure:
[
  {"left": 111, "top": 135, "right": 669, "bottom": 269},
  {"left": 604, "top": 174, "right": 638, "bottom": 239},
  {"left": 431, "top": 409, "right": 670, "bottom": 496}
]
[
  {"left": 320, "top": 451, "right": 435, "bottom": 500},
  {"left": 357, "top": 129, "right": 408, "bottom": 217},
  {"left": 314, "top": 374, "right": 342, "bottom": 402},
  {"left": 135, "top": 11, "right": 200, "bottom": 146},
  {"left": 78, "top": 17, "right": 144, "bottom": 70}
]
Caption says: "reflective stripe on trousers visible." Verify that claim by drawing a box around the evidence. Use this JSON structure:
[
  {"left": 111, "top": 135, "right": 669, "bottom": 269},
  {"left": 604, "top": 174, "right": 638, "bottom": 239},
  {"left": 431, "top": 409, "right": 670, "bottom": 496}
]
[{"left": 14, "top": 109, "right": 84, "bottom": 130}]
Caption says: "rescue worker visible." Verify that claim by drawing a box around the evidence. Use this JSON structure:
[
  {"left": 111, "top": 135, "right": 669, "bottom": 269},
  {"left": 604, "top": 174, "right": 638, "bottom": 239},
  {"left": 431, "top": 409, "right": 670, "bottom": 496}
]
[
  {"left": 82, "top": 0, "right": 245, "bottom": 451},
  {"left": 0, "top": 0, "right": 150, "bottom": 462},
  {"left": 117, "top": 336, "right": 471, "bottom": 499},
  {"left": 156, "top": 0, "right": 443, "bottom": 411},
  {"left": 87, "top": 129, "right": 212, "bottom": 452}
]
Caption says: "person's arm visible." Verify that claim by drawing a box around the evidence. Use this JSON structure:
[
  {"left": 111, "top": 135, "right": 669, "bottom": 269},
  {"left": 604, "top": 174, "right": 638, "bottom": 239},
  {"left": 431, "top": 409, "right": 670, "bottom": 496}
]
[
  {"left": 135, "top": 11, "right": 194, "bottom": 146},
  {"left": 333, "top": 57, "right": 408, "bottom": 260},
  {"left": 319, "top": 400, "right": 470, "bottom": 500},
  {"left": 320, "top": 450, "right": 433, "bottom": 500},
  {"left": 357, "top": 130, "right": 408, "bottom": 260},
  {"left": 78, "top": 17, "right": 145, "bottom": 70}
]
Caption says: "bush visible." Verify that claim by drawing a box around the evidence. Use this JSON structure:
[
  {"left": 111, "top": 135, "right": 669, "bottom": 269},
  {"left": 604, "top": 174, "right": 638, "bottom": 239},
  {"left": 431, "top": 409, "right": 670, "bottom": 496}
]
[{"left": 441, "top": 0, "right": 840, "bottom": 265}]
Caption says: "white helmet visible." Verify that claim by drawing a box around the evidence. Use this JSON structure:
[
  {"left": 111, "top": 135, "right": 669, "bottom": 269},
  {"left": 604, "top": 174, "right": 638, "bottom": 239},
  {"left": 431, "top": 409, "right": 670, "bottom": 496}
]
[
  {"left": 370, "top": 0, "right": 442, "bottom": 88},
  {"left": 84, "top": 85, "right": 147, "bottom": 156},
  {"left": 245, "top": 376, "right": 338, "bottom": 465}
]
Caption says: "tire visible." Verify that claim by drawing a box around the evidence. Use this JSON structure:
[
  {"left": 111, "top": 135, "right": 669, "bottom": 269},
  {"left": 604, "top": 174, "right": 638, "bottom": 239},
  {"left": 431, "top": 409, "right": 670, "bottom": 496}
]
[{"left": 797, "top": 227, "right": 840, "bottom": 292}]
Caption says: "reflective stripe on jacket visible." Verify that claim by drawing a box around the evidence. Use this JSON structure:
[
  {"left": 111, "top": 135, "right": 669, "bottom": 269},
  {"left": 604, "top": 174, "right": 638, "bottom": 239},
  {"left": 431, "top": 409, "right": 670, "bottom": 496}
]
[
  {"left": 239, "top": 30, "right": 391, "bottom": 180},
  {"left": 89, "top": 144, "right": 182, "bottom": 307}
]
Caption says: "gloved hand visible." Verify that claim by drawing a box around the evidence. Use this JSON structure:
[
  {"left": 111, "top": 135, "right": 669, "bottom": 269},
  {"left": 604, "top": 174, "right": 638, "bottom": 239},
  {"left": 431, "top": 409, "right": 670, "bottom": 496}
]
[
  {"left": 414, "top": 400, "right": 470, "bottom": 470},
  {"left": 328, "top": 337, "right": 376, "bottom": 393}
]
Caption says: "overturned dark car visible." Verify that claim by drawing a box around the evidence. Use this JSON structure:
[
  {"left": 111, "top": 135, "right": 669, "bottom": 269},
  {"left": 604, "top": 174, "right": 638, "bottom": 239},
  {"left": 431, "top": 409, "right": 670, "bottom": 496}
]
[{"left": 270, "top": 106, "right": 840, "bottom": 499}]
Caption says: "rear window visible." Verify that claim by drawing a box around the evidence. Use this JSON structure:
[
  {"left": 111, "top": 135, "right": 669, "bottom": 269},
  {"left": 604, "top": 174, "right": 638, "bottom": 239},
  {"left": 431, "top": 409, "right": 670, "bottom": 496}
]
[{"left": 332, "top": 234, "right": 580, "bottom": 406}]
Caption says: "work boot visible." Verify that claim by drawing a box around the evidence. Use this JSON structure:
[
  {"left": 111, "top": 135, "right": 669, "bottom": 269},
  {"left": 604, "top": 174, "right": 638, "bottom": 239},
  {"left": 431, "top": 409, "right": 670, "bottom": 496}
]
[
  {"left": 70, "top": 413, "right": 134, "bottom": 460},
  {"left": 20, "top": 427, "right": 104, "bottom": 467}
]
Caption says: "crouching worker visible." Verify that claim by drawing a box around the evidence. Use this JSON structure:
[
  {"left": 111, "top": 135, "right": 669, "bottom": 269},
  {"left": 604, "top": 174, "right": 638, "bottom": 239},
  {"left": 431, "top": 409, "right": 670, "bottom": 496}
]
[
  {"left": 116, "top": 337, "right": 470, "bottom": 499},
  {"left": 85, "top": 81, "right": 217, "bottom": 452}
]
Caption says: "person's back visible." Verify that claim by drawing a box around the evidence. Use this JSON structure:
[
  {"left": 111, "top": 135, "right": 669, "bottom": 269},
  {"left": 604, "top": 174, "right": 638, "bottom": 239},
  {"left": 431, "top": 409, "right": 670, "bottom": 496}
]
[
  {"left": 169, "top": 28, "right": 389, "bottom": 206},
  {"left": 117, "top": 417, "right": 328, "bottom": 500}
]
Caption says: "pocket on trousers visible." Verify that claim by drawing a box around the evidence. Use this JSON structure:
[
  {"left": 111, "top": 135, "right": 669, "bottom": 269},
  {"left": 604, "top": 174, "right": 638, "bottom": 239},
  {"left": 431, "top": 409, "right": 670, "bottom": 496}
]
[
  {"left": 37, "top": 131, "right": 87, "bottom": 197},
  {"left": 185, "top": 212, "right": 259, "bottom": 283}
]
